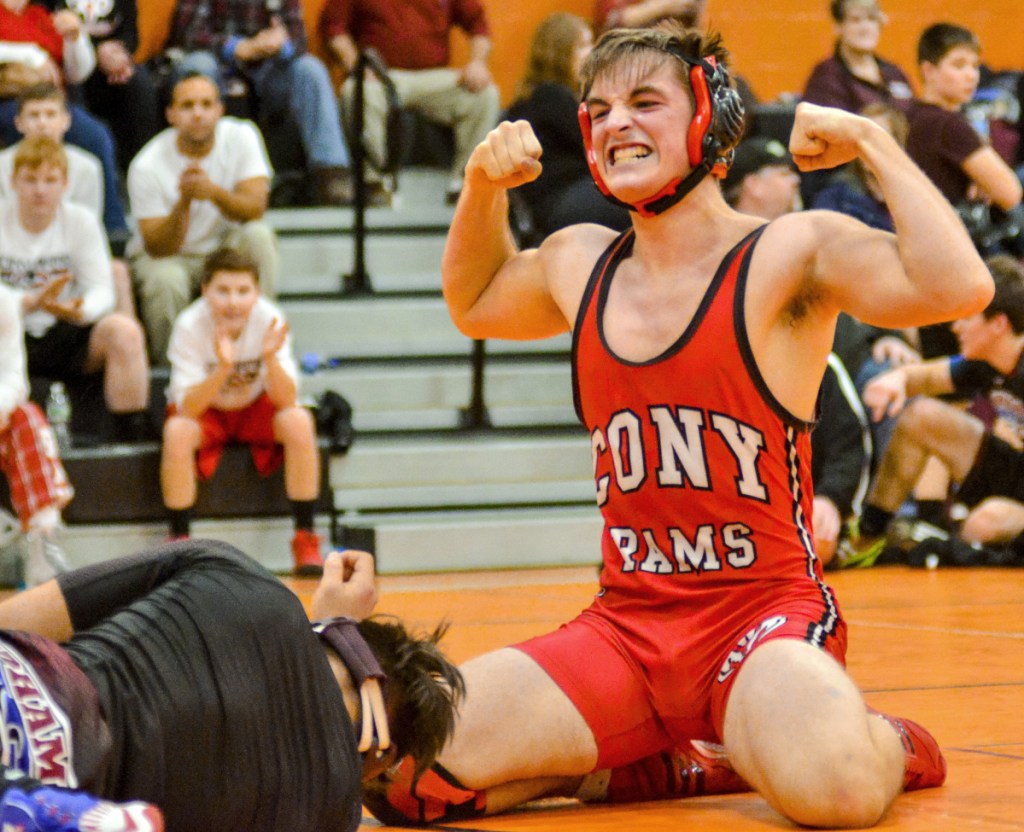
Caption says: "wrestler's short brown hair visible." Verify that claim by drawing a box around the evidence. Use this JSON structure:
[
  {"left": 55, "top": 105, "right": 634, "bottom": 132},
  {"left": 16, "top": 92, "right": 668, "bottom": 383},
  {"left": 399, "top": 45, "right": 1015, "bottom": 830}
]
[{"left": 579, "top": 20, "right": 731, "bottom": 106}]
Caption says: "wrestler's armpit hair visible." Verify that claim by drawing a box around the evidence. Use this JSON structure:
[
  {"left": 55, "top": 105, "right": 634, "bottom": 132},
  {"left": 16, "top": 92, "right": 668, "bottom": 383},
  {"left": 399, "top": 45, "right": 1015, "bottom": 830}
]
[{"left": 357, "top": 617, "right": 465, "bottom": 776}]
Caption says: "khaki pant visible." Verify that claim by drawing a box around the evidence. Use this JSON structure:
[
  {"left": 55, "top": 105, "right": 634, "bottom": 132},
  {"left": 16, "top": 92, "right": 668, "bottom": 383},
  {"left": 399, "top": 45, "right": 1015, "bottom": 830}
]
[
  {"left": 132, "top": 222, "right": 279, "bottom": 364},
  {"left": 342, "top": 68, "right": 500, "bottom": 181}
]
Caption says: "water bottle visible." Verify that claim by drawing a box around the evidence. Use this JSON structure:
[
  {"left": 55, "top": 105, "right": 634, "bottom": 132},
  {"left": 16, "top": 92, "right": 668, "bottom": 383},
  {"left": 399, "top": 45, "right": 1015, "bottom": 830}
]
[{"left": 45, "top": 381, "right": 72, "bottom": 453}]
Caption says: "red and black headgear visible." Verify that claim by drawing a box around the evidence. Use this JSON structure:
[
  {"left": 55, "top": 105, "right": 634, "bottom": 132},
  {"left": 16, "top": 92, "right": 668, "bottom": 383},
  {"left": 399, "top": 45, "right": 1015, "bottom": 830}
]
[{"left": 578, "top": 42, "right": 746, "bottom": 217}]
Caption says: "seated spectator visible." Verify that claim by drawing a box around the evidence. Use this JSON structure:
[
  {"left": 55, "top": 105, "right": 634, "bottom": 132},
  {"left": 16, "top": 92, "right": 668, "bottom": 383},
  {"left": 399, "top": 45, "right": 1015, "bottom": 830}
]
[
  {"left": 0, "top": 83, "right": 136, "bottom": 318},
  {"left": 0, "top": 0, "right": 129, "bottom": 245},
  {"left": 845, "top": 255, "right": 1024, "bottom": 566},
  {"left": 813, "top": 102, "right": 907, "bottom": 230},
  {"left": 0, "top": 137, "right": 151, "bottom": 443},
  {"left": 504, "top": 13, "right": 629, "bottom": 240},
  {"left": 800, "top": 0, "right": 913, "bottom": 206},
  {"left": 905, "top": 24, "right": 1023, "bottom": 358},
  {"left": 42, "top": 0, "right": 161, "bottom": 173},
  {"left": 906, "top": 23, "right": 1022, "bottom": 212},
  {"left": 322, "top": 0, "right": 501, "bottom": 204},
  {"left": 168, "top": 0, "right": 353, "bottom": 207},
  {"left": 0, "top": 83, "right": 100, "bottom": 216},
  {"left": 128, "top": 73, "right": 278, "bottom": 364},
  {"left": 161, "top": 248, "right": 324, "bottom": 577},
  {"left": 0, "top": 280, "right": 74, "bottom": 587},
  {"left": 720, "top": 136, "right": 802, "bottom": 221},
  {"left": 802, "top": 0, "right": 913, "bottom": 114},
  {"left": 813, "top": 353, "right": 873, "bottom": 565},
  {"left": 593, "top": 0, "right": 705, "bottom": 33}
]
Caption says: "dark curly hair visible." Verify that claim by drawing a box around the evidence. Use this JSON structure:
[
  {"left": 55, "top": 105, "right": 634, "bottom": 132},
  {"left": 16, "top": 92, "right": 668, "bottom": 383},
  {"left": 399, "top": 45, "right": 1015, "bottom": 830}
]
[{"left": 357, "top": 617, "right": 464, "bottom": 776}]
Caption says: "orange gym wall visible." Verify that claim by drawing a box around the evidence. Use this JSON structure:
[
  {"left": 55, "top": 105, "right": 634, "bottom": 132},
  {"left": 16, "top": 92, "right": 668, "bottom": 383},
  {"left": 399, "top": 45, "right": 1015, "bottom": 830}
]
[{"left": 140, "top": 0, "right": 1022, "bottom": 105}]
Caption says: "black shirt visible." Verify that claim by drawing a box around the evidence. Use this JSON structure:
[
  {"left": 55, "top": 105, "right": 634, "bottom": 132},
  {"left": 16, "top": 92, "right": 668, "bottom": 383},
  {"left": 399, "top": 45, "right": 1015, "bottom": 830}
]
[{"left": 58, "top": 541, "right": 362, "bottom": 832}]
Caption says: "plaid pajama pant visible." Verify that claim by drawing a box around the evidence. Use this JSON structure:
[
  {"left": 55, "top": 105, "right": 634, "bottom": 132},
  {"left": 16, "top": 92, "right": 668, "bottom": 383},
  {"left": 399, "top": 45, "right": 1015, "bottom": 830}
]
[{"left": 0, "top": 403, "right": 74, "bottom": 530}]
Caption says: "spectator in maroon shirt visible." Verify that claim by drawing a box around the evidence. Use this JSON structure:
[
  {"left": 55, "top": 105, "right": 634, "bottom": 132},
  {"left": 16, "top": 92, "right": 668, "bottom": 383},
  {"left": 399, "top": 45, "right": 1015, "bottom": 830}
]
[
  {"left": 905, "top": 22, "right": 1021, "bottom": 211},
  {"left": 321, "top": 0, "right": 500, "bottom": 204},
  {"left": 802, "top": 0, "right": 913, "bottom": 115},
  {"left": 800, "top": 0, "right": 913, "bottom": 207}
]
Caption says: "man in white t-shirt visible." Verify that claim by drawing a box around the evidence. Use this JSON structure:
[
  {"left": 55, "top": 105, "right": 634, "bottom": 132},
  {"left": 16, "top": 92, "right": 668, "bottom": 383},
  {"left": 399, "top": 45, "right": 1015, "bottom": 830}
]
[
  {"left": 127, "top": 72, "right": 279, "bottom": 364},
  {"left": 162, "top": 246, "right": 323, "bottom": 575},
  {"left": 0, "top": 136, "right": 151, "bottom": 443},
  {"left": 0, "top": 83, "right": 136, "bottom": 319}
]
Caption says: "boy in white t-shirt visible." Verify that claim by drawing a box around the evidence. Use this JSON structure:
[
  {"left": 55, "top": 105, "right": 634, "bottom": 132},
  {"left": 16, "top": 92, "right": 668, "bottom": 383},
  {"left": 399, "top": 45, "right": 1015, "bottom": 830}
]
[
  {"left": 0, "top": 83, "right": 136, "bottom": 318},
  {"left": 162, "top": 247, "right": 323, "bottom": 575},
  {"left": 0, "top": 136, "right": 152, "bottom": 443}
]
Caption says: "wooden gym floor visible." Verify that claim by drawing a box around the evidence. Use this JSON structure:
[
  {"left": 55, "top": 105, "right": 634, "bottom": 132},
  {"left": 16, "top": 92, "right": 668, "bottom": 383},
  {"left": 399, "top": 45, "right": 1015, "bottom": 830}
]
[{"left": 288, "top": 564, "right": 1024, "bottom": 831}]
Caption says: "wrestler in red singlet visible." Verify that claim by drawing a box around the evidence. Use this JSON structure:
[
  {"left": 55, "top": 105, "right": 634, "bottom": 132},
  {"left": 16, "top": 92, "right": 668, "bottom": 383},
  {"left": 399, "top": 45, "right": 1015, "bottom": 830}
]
[{"left": 516, "top": 225, "right": 846, "bottom": 766}]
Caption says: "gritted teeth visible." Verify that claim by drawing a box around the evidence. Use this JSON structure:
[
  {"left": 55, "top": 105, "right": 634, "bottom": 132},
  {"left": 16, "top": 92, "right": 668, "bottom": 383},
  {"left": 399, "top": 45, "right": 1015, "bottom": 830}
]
[{"left": 609, "top": 145, "right": 652, "bottom": 166}]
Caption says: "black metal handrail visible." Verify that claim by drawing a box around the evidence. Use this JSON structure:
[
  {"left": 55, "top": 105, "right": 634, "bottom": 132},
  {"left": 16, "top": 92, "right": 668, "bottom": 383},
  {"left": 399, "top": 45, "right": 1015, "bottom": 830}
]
[{"left": 344, "top": 48, "right": 398, "bottom": 293}]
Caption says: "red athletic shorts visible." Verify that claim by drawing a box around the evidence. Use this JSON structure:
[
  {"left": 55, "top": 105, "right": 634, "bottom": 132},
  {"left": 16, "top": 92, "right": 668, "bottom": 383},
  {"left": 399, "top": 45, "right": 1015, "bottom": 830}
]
[
  {"left": 514, "top": 579, "right": 847, "bottom": 769},
  {"left": 167, "top": 394, "right": 283, "bottom": 481}
]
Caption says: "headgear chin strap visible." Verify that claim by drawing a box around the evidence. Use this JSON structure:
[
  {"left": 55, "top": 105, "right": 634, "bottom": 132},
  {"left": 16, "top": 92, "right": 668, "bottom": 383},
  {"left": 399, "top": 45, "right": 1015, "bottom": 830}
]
[
  {"left": 579, "top": 50, "right": 745, "bottom": 217},
  {"left": 313, "top": 616, "right": 393, "bottom": 780}
]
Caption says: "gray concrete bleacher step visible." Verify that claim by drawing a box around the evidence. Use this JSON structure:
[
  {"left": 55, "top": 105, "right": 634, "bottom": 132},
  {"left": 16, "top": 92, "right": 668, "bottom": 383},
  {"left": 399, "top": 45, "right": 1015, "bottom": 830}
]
[
  {"left": 59, "top": 517, "right": 332, "bottom": 576},
  {"left": 59, "top": 506, "right": 602, "bottom": 576},
  {"left": 330, "top": 431, "right": 594, "bottom": 514},
  {"left": 57, "top": 430, "right": 599, "bottom": 575},
  {"left": 300, "top": 359, "right": 577, "bottom": 431},
  {"left": 276, "top": 233, "right": 446, "bottom": 295},
  {"left": 269, "top": 167, "right": 454, "bottom": 297},
  {"left": 282, "top": 296, "right": 571, "bottom": 359},
  {"left": 336, "top": 506, "right": 603, "bottom": 574}
]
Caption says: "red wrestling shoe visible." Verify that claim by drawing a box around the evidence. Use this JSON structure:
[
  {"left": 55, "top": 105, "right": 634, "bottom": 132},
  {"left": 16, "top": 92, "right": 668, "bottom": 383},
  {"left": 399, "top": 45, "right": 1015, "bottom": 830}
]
[
  {"left": 876, "top": 713, "right": 948, "bottom": 791},
  {"left": 291, "top": 529, "right": 325, "bottom": 576},
  {"left": 606, "top": 741, "right": 750, "bottom": 803}
]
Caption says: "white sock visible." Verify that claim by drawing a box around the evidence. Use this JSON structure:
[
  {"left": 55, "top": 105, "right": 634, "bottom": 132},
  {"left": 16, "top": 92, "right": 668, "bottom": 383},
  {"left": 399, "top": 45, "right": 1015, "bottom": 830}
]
[{"left": 27, "top": 507, "right": 60, "bottom": 535}]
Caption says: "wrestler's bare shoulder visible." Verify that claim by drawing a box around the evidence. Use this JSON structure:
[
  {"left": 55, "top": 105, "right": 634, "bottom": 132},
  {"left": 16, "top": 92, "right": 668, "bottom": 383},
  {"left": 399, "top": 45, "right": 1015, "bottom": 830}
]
[
  {"left": 754, "top": 208, "right": 888, "bottom": 269},
  {"left": 534, "top": 222, "right": 621, "bottom": 274}
]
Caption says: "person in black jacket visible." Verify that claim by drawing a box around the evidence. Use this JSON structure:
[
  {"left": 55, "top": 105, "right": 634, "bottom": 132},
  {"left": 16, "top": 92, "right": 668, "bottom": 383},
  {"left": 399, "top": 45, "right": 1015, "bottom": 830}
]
[
  {"left": 812, "top": 353, "right": 873, "bottom": 564},
  {"left": 44, "top": 0, "right": 161, "bottom": 173},
  {"left": 0, "top": 540, "right": 462, "bottom": 832}
]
